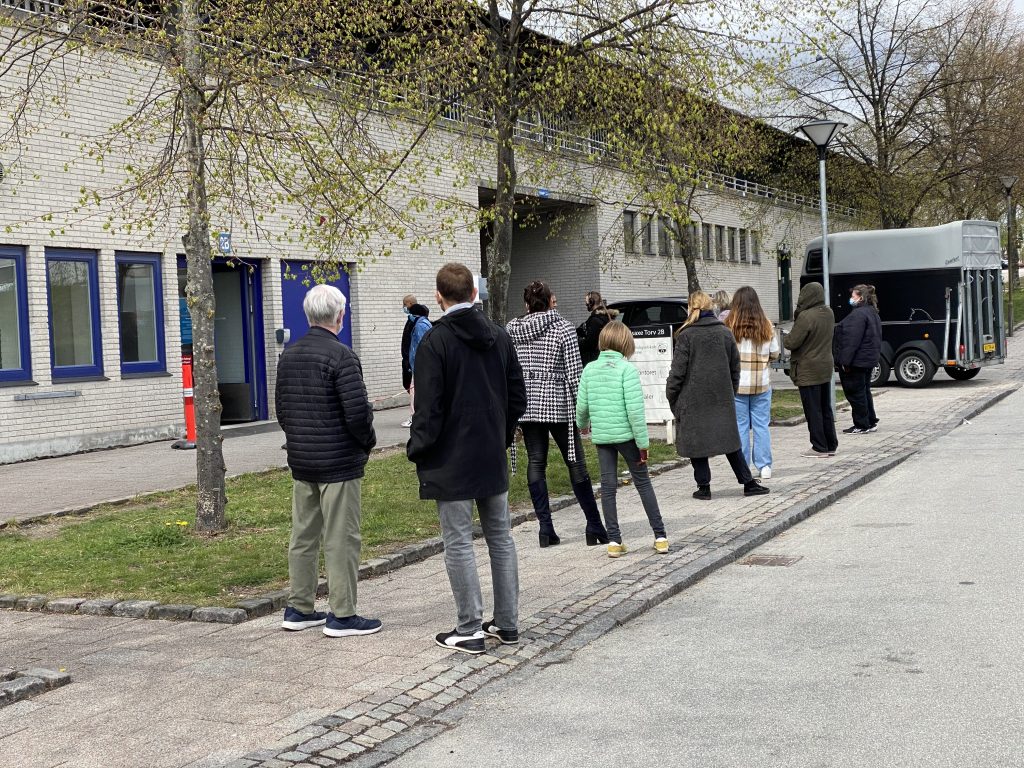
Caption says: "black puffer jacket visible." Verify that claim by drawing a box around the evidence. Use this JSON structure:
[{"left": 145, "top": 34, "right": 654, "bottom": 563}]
[
  {"left": 408, "top": 307, "right": 527, "bottom": 501},
  {"left": 833, "top": 304, "right": 882, "bottom": 369},
  {"left": 576, "top": 311, "right": 612, "bottom": 367},
  {"left": 275, "top": 327, "right": 376, "bottom": 483}
]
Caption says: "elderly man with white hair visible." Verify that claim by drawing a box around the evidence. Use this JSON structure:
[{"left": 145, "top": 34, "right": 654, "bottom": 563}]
[{"left": 274, "top": 283, "right": 380, "bottom": 637}]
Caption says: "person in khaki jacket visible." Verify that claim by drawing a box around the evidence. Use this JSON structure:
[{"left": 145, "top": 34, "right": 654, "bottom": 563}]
[{"left": 783, "top": 282, "right": 837, "bottom": 457}]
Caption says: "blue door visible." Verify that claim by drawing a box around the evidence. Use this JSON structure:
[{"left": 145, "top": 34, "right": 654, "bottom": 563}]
[
  {"left": 280, "top": 261, "right": 352, "bottom": 347},
  {"left": 177, "top": 257, "right": 268, "bottom": 423}
]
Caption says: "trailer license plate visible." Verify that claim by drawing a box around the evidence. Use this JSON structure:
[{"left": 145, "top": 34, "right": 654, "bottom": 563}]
[{"left": 983, "top": 343, "right": 996, "bottom": 353}]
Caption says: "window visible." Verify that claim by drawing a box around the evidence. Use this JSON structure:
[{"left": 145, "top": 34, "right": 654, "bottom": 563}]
[
  {"left": 641, "top": 215, "right": 653, "bottom": 254},
  {"left": 46, "top": 248, "right": 103, "bottom": 378},
  {"left": 702, "top": 223, "right": 712, "bottom": 260},
  {"left": 623, "top": 211, "right": 636, "bottom": 254},
  {"left": 0, "top": 246, "right": 31, "bottom": 382},
  {"left": 751, "top": 232, "right": 761, "bottom": 263},
  {"left": 739, "top": 229, "right": 749, "bottom": 262},
  {"left": 658, "top": 216, "right": 672, "bottom": 258},
  {"left": 715, "top": 226, "right": 725, "bottom": 261},
  {"left": 728, "top": 228, "right": 738, "bottom": 262},
  {"left": 116, "top": 252, "right": 165, "bottom": 374}
]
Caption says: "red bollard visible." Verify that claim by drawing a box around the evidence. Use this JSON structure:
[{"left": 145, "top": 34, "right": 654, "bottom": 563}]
[{"left": 172, "top": 355, "right": 197, "bottom": 450}]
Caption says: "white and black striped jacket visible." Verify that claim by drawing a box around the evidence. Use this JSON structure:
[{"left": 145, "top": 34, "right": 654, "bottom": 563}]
[{"left": 506, "top": 310, "right": 582, "bottom": 424}]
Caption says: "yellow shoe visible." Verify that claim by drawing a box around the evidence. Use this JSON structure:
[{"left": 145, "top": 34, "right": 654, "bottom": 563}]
[
  {"left": 654, "top": 537, "right": 669, "bottom": 554},
  {"left": 607, "top": 542, "right": 627, "bottom": 558}
]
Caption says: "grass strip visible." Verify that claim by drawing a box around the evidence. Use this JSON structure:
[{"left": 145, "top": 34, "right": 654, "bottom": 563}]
[{"left": 0, "top": 441, "right": 678, "bottom": 605}]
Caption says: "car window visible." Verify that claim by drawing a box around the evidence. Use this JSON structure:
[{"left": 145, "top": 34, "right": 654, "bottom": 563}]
[{"left": 661, "top": 303, "right": 687, "bottom": 325}]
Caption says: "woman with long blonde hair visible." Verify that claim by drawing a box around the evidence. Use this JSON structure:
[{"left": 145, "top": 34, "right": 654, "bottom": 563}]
[
  {"left": 725, "top": 286, "right": 779, "bottom": 479},
  {"left": 667, "top": 291, "right": 770, "bottom": 499}
]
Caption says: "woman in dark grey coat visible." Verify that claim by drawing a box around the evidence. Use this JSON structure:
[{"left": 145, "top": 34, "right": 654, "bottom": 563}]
[
  {"left": 783, "top": 282, "right": 838, "bottom": 457},
  {"left": 666, "top": 291, "right": 770, "bottom": 500}
]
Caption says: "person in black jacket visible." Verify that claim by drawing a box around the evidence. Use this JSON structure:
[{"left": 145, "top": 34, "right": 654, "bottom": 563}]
[
  {"left": 576, "top": 291, "right": 615, "bottom": 366},
  {"left": 275, "top": 284, "right": 380, "bottom": 638},
  {"left": 408, "top": 263, "right": 528, "bottom": 655},
  {"left": 834, "top": 284, "right": 882, "bottom": 434}
]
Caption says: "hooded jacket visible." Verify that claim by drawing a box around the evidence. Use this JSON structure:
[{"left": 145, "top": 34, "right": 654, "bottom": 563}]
[
  {"left": 506, "top": 309, "right": 582, "bottom": 423},
  {"left": 407, "top": 307, "right": 527, "bottom": 501},
  {"left": 576, "top": 309, "right": 617, "bottom": 367},
  {"left": 784, "top": 283, "right": 835, "bottom": 386},
  {"left": 576, "top": 350, "right": 649, "bottom": 448},
  {"left": 401, "top": 303, "right": 430, "bottom": 390},
  {"left": 833, "top": 303, "right": 882, "bottom": 369}
]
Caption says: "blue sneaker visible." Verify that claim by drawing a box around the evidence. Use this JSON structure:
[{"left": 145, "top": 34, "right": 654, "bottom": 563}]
[
  {"left": 323, "top": 613, "right": 383, "bottom": 637},
  {"left": 281, "top": 606, "right": 327, "bottom": 631}
]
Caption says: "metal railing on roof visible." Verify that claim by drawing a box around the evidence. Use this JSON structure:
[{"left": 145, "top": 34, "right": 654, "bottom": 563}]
[{"left": 2, "top": 0, "right": 858, "bottom": 218}]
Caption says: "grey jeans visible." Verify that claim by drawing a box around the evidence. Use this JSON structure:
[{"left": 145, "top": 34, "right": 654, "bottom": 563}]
[
  {"left": 437, "top": 493, "right": 519, "bottom": 636},
  {"left": 597, "top": 441, "right": 665, "bottom": 543}
]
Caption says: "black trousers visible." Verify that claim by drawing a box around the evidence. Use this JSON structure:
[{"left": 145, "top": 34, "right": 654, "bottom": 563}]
[
  {"left": 839, "top": 367, "right": 877, "bottom": 429},
  {"left": 798, "top": 383, "right": 838, "bottom": 453},
  {"left": 691, "top": 451, "right": 753, "bottom": 486},
  {"left": 520, "top": 422, "right": 590, "bottom": 486}
]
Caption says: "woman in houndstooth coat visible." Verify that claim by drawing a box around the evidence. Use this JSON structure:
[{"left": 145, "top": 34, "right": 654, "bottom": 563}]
[{"left": 507, "top": 281, "right": 609, "bottom": 549}]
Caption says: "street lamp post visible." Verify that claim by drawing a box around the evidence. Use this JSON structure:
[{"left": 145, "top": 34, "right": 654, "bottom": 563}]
[
  {"left": 799, "top": 119, "right": 846, "bottom": 416},
  {"left": 1000, "top": 175, "right": 1018, "bottom": 337}
]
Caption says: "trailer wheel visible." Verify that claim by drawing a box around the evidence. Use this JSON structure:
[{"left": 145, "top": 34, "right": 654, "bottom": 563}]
[
  {"left": 944, "top": 366, "right": 981, "bottom": 381},
  {"left": 870, "top": 359, "right": 890, "bottom": 387},
  {"left": 894, "top": 350, "right": 936, "bottom": 388}
]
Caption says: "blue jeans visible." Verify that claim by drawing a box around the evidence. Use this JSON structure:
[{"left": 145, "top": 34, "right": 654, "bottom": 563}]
[
  {"left": 735, "top": 390, "right": 773, "bottom": 470},
  {"left": 437, "top": 493, "right": 519, "bottom": 635}
]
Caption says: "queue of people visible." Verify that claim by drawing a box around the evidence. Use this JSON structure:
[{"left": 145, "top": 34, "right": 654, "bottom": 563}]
[{"left": 272, "top": 264, "right": 881, "bottom": 655}]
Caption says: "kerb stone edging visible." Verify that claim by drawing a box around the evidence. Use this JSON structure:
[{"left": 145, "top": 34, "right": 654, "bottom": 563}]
[{"left": 0, "top": 459, "right": 689, "bottom": 625}]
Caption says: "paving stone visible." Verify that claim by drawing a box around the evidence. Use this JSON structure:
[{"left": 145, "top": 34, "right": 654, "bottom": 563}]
[
  {"left": 235, "top": 598, "right": 274, "bottom": 618},
  {"left": 381, "top": 720, "right": 407, "bottom": 734},
  {"left": 44, "top": 597, "right": 85, "bottom": 614},
  {"left": 309, "top": 759, "right": 336, "bottom": 768},
  {"left": 0, "top": 668, "right": 16, "bottom": 681},
  {"left": 0, "top": 594, "right": 20, "bottom": 609},
  {"left": 16, "top": 595, "right": 48, "bottom": 611},
  {"left": 192, "top": 606, "right": 248, "bottom": 624},
  {"left": 19, "top": 668, "right": 71, "bottom": 690},
  {"left": 112, "top": 600, "right": 160, "bottom": 619},
  {"left": 151, "top": 604, "right": 198, "bottom": 621},
  {"left": 276, "top": 752, "right": 308, "bottom": 763},
  {"left": 0, "top": 676, "right": 45, "bottom": 702}
]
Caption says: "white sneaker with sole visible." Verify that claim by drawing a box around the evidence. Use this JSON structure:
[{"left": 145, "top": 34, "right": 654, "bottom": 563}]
[{"left": 760, "top": 466, "right": 772, "bottom": 480}]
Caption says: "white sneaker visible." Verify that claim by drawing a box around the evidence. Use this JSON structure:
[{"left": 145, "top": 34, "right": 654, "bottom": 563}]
[
  {"left": 400, "top": 419, "right": 413, "bottom": 428},
  {"left": 760, "top": 466, "right": 772, "bottom": 480}
]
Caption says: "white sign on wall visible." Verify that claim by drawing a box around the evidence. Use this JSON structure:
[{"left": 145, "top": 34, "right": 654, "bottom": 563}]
[{"left": 630, "top": 324, "right": 674, "bottom": 424}]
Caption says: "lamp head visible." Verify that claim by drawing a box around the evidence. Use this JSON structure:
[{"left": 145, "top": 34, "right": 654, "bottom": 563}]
[
  {"left": 798, "top": 119, "right": 846, "bottom": 150},
  {"left": 1000, "top": 175, "right": 1018, "bottom": 195}
]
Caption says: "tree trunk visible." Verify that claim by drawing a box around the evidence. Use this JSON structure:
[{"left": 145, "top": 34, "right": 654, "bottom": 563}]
[
  {"left": 179, "top": 0, "right": 227, "bottom": 532},
  {"left": 487, "top": 114, "right": 516, "bottom": 324},
  {"left": 673, "top": 213, "right": 701, "bottom": 295}
]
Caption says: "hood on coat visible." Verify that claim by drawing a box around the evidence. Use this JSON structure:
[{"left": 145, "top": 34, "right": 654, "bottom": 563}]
[
  {"left": 796, "top": 282, "right": 825, "bottom": 312},
  {"left": 407, "top": 303, "right": 430, "bottom": 318},
  {"left": 506, "top": 309, "right": 562, "bottom": 345},
  {"left": 437, "top": 306, "right": 496, "bottom": 350}
]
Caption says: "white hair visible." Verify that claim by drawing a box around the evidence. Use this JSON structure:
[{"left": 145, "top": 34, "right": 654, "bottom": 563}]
[{"left": 303, "top": 284, "right": 346, "bottom": 327}]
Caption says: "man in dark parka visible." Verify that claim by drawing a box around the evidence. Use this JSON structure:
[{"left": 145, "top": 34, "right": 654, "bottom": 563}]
[{"left": 783, "top": 282, "right": 838, "bottom": 456}]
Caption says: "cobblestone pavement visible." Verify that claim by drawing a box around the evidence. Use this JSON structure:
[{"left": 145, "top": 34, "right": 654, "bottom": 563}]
[{"left": 0, "top": 362, "right": 1020, "bottom": 768}]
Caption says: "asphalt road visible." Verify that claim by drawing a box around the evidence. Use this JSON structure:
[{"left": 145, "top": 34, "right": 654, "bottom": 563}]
[{"left": 389, "top": 386, "right": 1024, "bottom": 768}]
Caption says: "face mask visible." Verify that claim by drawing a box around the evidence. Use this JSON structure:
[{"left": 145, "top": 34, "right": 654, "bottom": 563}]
[
  {"left": 849, "top": 297, "right": 859, "bottom": 307},
  {"left": 403, "top": 307, "right": 411, "bottom": 315}
]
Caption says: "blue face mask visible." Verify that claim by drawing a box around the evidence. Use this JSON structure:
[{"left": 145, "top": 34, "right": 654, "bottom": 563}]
[
  {"left": 403, "top": 307, "right": 411, "bottom": 316},
  {"left": 849, "top": 297, "right": 859, "bottom": 307}
]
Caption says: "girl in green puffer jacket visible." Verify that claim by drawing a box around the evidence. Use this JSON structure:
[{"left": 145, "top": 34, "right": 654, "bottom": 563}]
[{"left": 576, "top": 321, "right": 668, "bottom": 558}]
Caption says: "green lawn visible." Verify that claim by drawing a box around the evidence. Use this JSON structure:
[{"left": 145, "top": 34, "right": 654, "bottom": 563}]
[
  {"left": 1005, "top": 287, "right": 1024, "bottom": 328},
  {"left": 770, "top": 388, "right": 845, "bottom": 421},
  {"left": 0, "top": 441, "right": 678, "bottom": 605}
]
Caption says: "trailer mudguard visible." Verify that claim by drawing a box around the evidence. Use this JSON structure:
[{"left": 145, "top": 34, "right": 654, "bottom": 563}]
[
  {"left": 896, "top": 339, "right": 940, "bottom": 365},
  {"left": 879, "top": 341, "right": 895, "bottom": 366}
]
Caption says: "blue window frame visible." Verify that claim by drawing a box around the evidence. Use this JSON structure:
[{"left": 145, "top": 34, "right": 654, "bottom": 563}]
[
  {"left": 0, "top": 245, "right": 32, "bottom": 382},
  {"left": 46, "top": 248, "right": 104, "bottom": 379},
  {"left": 115, "top": 252, "right": 166, "bottom": 374}
]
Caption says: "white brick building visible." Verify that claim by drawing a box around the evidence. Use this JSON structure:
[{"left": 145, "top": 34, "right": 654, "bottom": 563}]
[{"left": 0, "top": 24, "right": 853, "bottom": 464}]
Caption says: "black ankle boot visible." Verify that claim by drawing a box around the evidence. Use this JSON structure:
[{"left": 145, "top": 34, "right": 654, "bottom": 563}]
[
  {"left": 529, "top": 480, "right": 560, "bottom": 547},
  {"left": 572, "top": 480, "right": 609, "bottom": 545},
  {"left": 693, "top": 485, "right": 711, "bottom": 500}
]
